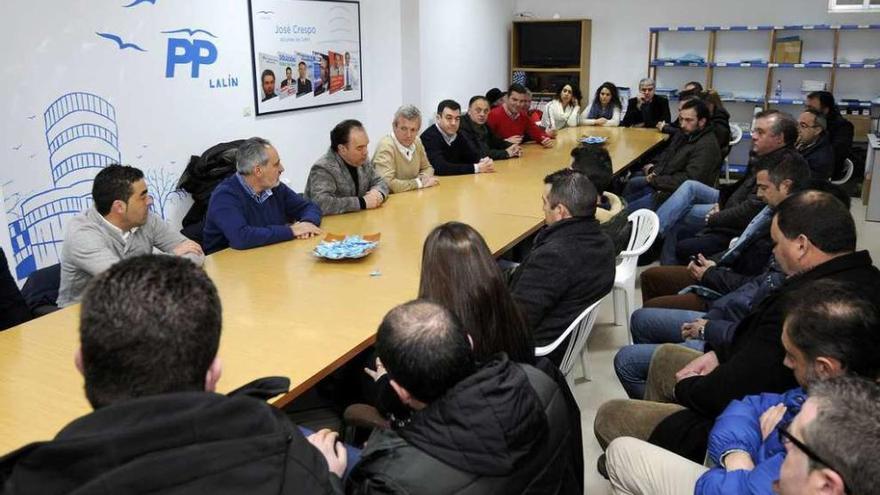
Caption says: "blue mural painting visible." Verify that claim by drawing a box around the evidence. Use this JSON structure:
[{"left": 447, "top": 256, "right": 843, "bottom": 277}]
[
  {"left": 145, "top": 167, "right": 184, "bottom": 220},
  {"left": 122, "top": 0, "right": 157, "bottom": 7},
  {"left": 96, "top": 32, "right": 148, "bottom": 52},
  {"left": 7, "top": 92, "right": 121, "bottom": 280}
]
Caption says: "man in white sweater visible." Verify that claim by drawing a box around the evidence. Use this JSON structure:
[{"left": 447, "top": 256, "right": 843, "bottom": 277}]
[{"left": 57, "top": 165, "right": 203, "bottom": 306}]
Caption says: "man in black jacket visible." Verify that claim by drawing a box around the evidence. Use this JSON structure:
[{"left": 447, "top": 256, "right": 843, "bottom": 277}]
[
  {"left": 421, "top": 99, "right": 494, "bottom": 176},
  {"left": 509, "top": 168, "right": 615, "bottom": 365},
  {"left": 806, "top": 91, "right": 854, "bottom": 180},
  {"left": 644, "top": 110, "right": 800, "bottom": 305},
  {"left": 0, "top": 255, "right": 345, "bottom": 494},
  {"left": 460, "top": 95, "right": 520, "bottom": 160},
  {"left": 674, "top": 111, "right": 800, "bottom": 264},
  {"left": 796, "top": 108, "right": 835, "bottom": 180},
  {"left": 347, "top": 300, "right": 581, "bottom": 494},
  {"left": 623, "top": 98, "right": 721, "bottom": 213},
  {"left": 0, "top": 248, "right": 31, "bottom": 331},
  {"left": 622, "top": 77, "right": 671, "bottom": 128},
  {"left": 594, "top": 190, "right": 880, "bottom": 460}
]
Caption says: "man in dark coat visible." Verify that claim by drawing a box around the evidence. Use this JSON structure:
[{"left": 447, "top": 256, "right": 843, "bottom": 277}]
[
  {"left": 594, "top": 190, "right": 880, "bottom": 462},
  {"left": 347, "top": 300, "right": 582, "bottom": 495},
  {"left": 796, "top": 108, "right": 835, "bottom": 180},
  {"left": 648, "top": 110, "right": 800, "bottom": 280},
  {"left": 623, "top": 98, "right": 721, "bottom": 213},
  {"left": 0, "top": 255, "right": 345, "bottom": 494},
  {"left": 459, "top": 95, "right": 520, "bottom": 161},
  {"left": 509, "top": 169, "right": 615, "bottom": 365},
  {"left": 806, "top": 91, "right": 854, "bottom": 180},
  {"left": 421, "top": 99, "right": 493, "bottom": 176},
  {"left": 622, "top": 77, "right": 671, "bottom": 128},
  {"left": 0, "top": 248, "right": 31, "bottom": 331}
]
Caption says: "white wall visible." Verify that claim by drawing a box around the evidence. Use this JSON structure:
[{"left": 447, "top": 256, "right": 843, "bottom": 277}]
[
  {"left": 512, "top": 0, "right": 880, "bottom": 98},
  {"left": 400, "top": 0, "right": 422, "bottom": 107},
  {"left": 0, "top": 0, "right": 404, "bottom": 280},
  {"left": 0, "top": 0, "right": 517, "bottom": 283},
  {"left": 417, "top": 0, "right": 513, "bottom": 120}
]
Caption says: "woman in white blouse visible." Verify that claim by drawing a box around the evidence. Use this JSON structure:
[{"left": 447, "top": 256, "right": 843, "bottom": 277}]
[
  {"left": 581, "top": 82, "right": 622, "bottom": 127},
  {"left": 541, "top": 83, "right": 581, "bottom": 130}
]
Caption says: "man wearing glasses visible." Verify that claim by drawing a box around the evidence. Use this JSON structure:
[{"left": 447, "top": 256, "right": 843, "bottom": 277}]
[
  {"left": 776, "top": 376, "right": 880, "bottom": 495},
  {"left": 602, "top": 279, "right": 880, "bottom": 495},
  {"left": 796, "top": 109, "right": 834, "bottom": 180}
]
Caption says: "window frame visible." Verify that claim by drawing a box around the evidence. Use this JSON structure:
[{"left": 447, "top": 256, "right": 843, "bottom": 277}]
[{"left": 828, "top": 0, "right": 880, "bottom": 13}]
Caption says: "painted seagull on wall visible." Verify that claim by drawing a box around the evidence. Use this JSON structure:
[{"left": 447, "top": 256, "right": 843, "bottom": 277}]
[
  {"left": 122, "top": 0, "right": 157, "bottom": 7},
  {"left": 96, "top": 32, "right": 147, "bottom": 52}
]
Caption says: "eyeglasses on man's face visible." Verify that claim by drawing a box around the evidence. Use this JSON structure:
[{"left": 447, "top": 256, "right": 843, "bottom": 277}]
[{"left": 777, "top": 423, "right": 850, "bottom": 495}]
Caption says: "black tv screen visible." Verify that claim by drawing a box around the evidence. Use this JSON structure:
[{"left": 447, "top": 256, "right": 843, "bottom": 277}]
[{"left": 518, "top": 22, "right": 581, "bottom": 67}]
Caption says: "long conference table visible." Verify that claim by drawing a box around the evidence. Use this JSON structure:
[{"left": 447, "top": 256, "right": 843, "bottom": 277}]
[{"left": 0, "top": 126, "right": 666, "bottom": 453}]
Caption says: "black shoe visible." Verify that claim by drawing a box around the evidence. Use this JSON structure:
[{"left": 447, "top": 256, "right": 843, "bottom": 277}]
[
  {"left": 637, "top": 233, "right": 663, "bottom": 266},
  {"left": 597, "top": 453, "right": 609, "bottom": 480}
]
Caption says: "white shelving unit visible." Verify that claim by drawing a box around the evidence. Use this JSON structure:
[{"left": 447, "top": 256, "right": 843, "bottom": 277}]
[{"left": 648, "top": 23, "right": 880, "bottom": 172}]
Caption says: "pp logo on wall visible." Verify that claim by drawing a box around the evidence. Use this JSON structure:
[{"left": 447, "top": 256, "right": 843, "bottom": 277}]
[{"left": 165, "top": 28, "right": 218, "bottom": 78}]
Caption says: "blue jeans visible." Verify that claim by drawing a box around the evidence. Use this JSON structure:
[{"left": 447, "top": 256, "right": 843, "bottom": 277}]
[
  {"left": 623, "top": 176, "right": 656, "bottom": 213},
  {"left": 655, "top": 180, "right": 719, "bottom": 265},
  {"left": 614, "top": 307, "right": 706, "bottom": 399},
  {"left": 299, "top": 426, "right": 362, "bottom": 479}
]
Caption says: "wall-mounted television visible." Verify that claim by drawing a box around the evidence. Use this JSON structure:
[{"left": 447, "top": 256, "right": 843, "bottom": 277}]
[{"left": 517, "top": 22, "right": 581, "bottom": 67}]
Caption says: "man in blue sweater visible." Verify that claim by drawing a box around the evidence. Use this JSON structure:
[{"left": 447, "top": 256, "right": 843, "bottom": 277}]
[
  {"left": 603, "top": 280, "right": 880, "bottom": 495},
  {"left": 203, "top": 137, "right": 322, "bottom": 254}
]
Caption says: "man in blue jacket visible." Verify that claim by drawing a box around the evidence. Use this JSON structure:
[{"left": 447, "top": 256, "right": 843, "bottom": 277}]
[
  {"left": 776, "top": 377, "right": 880, "bottom": 495},
  {"left": 603, "top": 279, "right": 880, "bottom": 494},
  {"left": 203, "top": 137, "right": 322, "bottom": 254}
]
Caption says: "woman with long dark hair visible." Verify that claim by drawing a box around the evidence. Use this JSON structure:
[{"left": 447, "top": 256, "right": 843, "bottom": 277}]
[
  {"left": 419, "top": 221, "right": 534, "bottom": 364},
  {"left": 542, "top": 83, "right": 582, "bottom": 131},
  {"left": 582, "top": 81, "right": 622, "bottom": 127},
  {"left": 361, "top": 222, "right": 583, "bottom": 487}
]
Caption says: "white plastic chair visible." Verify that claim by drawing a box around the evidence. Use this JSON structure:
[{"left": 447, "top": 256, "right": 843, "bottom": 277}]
[
  {"left": 831, "top": 158, "right": 854, "bottom": 185},
  {"left": 535, "top": 298, "right": 604, "bottom": 382},
  {"left": 722, "top": 123, "right": 744, "bottom": 183},
  {"left": 612, "top": 209, "right": 660, "bottom": 343}
]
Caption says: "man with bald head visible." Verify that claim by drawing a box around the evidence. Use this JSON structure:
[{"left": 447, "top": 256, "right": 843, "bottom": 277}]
[
  {"left": 347, "top": 300, "right": 581, "bottom": 494},
  {"left": 796, "top": 108, "right": 834, "bottom": 180},
  {"left": 460, "top": 95, "right": 521, "bottom": 160},
  {"left": 305, "top": 119, "right": 390, "bottom": 215}
]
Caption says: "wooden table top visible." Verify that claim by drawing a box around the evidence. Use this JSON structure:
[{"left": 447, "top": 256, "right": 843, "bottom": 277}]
[{"left": 0, "top": 126, "right": 665, "bottom": 452}]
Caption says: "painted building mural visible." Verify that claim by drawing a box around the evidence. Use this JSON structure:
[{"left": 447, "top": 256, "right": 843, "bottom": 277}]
[{"left": 8, "top": 93, "right": 121, "bottom": 279}]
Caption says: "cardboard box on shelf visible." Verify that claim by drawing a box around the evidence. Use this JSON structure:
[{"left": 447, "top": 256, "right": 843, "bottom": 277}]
[
  {"left": 775, "top": 40, "right": 802, "bottom": 64},
  {"left": 846, "top": 115, "right": 872, "bottom": 143}
]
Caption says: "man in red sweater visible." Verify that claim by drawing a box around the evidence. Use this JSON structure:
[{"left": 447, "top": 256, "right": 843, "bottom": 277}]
[{"left": 487, "top": 83, "right": 555, "bottom": 149}]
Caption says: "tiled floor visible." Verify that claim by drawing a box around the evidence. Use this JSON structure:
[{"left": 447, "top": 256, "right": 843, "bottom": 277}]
[{"left": 573, "top": 201, "right": 880, "bottom": 494}]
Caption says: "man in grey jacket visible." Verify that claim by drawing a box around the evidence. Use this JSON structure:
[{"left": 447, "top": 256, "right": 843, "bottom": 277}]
[
  {"left": 305, "top": 119, "right": 390, "bottom": 215},
  {"left": 57, "top": 165, "right": 203, "bottom": 306}
]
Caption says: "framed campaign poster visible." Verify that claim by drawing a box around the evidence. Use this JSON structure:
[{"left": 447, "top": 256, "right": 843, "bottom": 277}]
[{"left": 247, "top": 0, "right": 363, "bottom": 116}]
